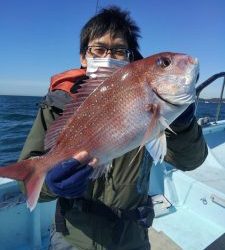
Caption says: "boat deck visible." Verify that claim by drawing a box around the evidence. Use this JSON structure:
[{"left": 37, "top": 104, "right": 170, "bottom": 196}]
[
  {"left": 151, "top": 121, "right": 225, "bottom": 249},
  {"left": 148, "top": 228, "right": 181, "bottom": 250}
]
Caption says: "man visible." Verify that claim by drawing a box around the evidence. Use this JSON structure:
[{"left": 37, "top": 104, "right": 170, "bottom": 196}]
[{"left": 19, "top": 6, "right": 208, "bottom": 250}]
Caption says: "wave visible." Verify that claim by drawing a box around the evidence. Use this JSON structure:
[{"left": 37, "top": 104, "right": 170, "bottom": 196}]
[
  {"left": 0, "top": 136, "right": 27, "bottom": 145},
  {"left": 0, "top": 113, "right": 36, "bottom": 122}
]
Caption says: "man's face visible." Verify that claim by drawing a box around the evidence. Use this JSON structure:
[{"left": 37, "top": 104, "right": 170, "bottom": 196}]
[{"left": 80, "top": 33, "right": 131, "bottom": 67}]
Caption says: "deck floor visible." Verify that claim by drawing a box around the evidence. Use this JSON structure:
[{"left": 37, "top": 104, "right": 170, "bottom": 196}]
[{"left": 148, "top": 228, "right": 181, "bottom": 250}]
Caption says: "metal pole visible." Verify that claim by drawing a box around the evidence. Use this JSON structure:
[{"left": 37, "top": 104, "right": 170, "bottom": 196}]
[{"left": 215, "top": 77, "right": 225, "bottom": 122}]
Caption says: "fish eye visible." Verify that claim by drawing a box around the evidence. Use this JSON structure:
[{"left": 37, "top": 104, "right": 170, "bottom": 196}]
[{"left": 157, "top": 57, "right": 171, "bottom": 68}]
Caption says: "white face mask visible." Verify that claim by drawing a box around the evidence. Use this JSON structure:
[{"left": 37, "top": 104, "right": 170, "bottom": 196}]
[{"left": 86, "top": 57, "right": 129, "bottom": 78}]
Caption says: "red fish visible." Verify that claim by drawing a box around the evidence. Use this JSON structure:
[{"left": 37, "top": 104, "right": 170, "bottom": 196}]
[{"left": 0, "top": 52, "right": 199, "bottom": 210}]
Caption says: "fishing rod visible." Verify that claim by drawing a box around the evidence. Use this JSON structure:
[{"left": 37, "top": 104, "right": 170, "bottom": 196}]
[{"left": 95, "top": 0, "right": 99, "bottom": 13}]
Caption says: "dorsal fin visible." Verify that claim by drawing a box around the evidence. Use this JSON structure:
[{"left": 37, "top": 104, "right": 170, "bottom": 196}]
[{"left": 44, "top": 67, "right": 117, "bottom": 150}]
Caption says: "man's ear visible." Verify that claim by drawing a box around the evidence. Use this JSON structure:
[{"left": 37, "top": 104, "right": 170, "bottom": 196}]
[{"left": 80, "top": 54, "right": 87, "bottom": 68}]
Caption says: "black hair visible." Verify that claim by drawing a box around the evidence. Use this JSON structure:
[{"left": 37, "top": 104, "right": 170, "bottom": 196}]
[{"left": 80, "top": 6, "right": 141, "bottom": 60}]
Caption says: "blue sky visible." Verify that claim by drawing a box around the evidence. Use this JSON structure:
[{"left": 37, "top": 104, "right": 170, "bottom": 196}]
[{"left": 0, "top": 0, "right": 224, "bottom": 98}]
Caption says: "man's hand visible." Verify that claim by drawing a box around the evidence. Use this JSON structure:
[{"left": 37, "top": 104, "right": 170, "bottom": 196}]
[
  {"left": 45, "top": 151, "right": 97, "bottom": 198},
  {"left": 170, "top": 103, "right": 196, "bottom": 133}
]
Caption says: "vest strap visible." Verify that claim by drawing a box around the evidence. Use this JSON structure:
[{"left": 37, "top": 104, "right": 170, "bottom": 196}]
[
  {"left": 55, "top": 199, "right": 69, "bottom": 235},
  {"left": 73, "top": 197, "right": 155, "bottom": 228}
]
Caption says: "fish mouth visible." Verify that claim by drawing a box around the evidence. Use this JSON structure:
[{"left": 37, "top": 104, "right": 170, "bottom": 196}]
[{"left": 152, "top": 89, "right": 180, "bottom": 107}]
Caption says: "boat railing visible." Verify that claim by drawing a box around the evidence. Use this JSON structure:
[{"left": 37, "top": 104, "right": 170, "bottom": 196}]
[{"left": 196, "top": 72, "right": 225, "bottom": 123}]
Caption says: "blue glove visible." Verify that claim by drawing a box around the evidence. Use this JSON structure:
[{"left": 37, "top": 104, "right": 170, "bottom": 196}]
[
  {"left": 170, "top": 103, "right": 196, "bottom": 133},
  {"left": 45, "top": 158, "right": 93, "bottom": 198}
]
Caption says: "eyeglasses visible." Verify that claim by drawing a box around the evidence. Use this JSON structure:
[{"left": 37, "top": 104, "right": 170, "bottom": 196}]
[{"left": 87, "top": 46, "right": 133, "bottom": 60}]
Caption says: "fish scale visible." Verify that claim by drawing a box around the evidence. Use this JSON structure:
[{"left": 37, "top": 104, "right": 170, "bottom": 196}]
[{"left": 52, "top": 75, "right": 144, "bottom": 154}]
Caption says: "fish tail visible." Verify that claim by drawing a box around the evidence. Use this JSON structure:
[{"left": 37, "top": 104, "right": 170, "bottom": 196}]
[{"left": 0, "top": 158, "right": 46, "bottom": 211}]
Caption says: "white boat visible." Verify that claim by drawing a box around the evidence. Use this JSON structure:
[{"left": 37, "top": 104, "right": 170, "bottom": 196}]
[{"left": 0, "top": 73, "right": 225, "bottom": 250}]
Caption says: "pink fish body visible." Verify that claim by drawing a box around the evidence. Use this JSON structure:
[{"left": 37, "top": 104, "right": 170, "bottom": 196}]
[{"left": 0, "top": 52, "right": 199, "bottom": 210}]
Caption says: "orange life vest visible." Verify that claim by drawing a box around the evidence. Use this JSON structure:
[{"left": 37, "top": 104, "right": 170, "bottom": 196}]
[{"left": 49, "top": 68, "right": 86, "bottom": 96}]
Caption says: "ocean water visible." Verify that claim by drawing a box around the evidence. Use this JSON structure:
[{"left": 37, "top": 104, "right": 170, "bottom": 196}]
[
  {"left": 0, "top": 95, "right": 42, "bottom": 166},
  {"left": 0, "top": 95, "right": 225, "bottom": 166}
]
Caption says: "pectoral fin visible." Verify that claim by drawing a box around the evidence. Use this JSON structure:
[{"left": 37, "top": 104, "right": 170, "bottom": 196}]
[
  {"left": 145, "top": 132, "right": 167, "bottom": 165},
  {"left": 159, "top": 116, "right": 175, "bottom": 134}
]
